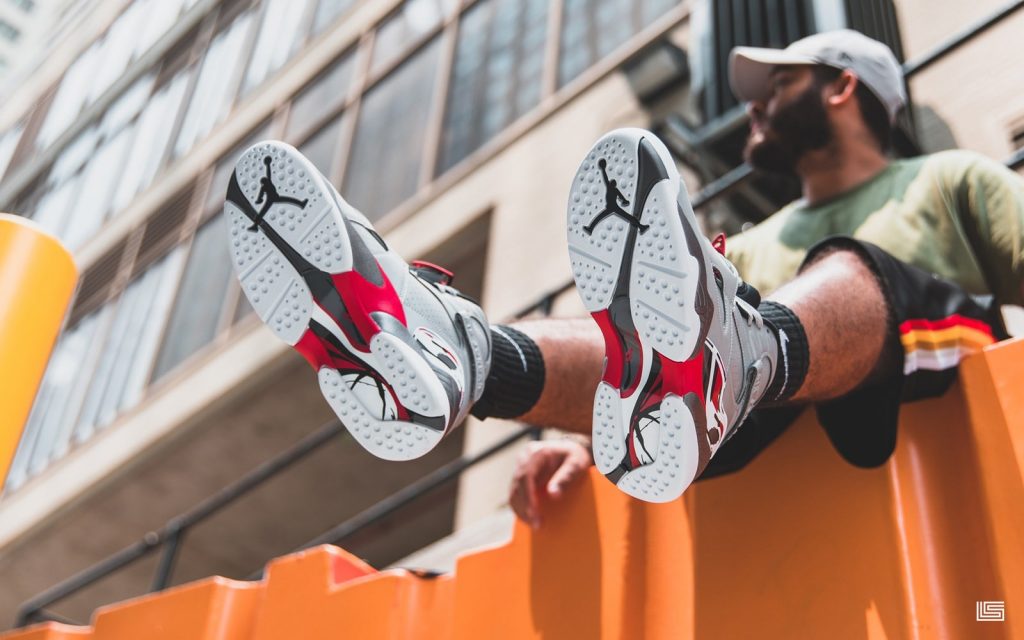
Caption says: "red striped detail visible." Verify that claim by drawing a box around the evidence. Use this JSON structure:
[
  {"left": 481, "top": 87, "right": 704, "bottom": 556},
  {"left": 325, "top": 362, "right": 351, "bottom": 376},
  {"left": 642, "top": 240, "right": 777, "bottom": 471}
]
[
  {"left": 592, "top": 309, "right": 643, "bottom": 396},
  {"left": 658, "top": 351, "right": 705, "bottom": 399},
  {"left": 294, "top": 327, "right": 412, "bottom": 421},
  {"left": 328, "top": 264, "right": 407, "bottom": 348},
  {"left": 899, "top": 314, "right": 994, "bottom": 337},
  {"left": 294, "top": 329, "right": 355, "bottom": 371}
]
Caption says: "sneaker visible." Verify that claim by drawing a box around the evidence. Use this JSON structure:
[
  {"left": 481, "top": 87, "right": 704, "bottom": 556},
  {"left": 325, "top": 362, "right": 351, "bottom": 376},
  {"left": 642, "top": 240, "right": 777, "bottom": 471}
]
[
  {"left": 567, "top": 128, "right": 778, "bottom": 502},
  {"left": 224, "top": 141, "right": 491, "bottom": 461}
]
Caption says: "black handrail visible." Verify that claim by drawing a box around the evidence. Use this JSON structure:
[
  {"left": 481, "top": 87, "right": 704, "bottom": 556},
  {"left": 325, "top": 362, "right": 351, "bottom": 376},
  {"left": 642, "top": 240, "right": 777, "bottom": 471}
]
[{"left": 17, "top": 291, "right": 560, "bottom": 627}]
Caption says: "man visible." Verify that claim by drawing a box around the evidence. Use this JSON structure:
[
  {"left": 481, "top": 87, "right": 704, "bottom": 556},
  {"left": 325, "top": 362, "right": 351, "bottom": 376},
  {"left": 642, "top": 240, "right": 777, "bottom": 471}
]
[
  {"left": 508, "top": 29, "right": 1024, "bottom": 524},
  {"left": 222, "top": 32, "right": 1020, "bottom": 521}
]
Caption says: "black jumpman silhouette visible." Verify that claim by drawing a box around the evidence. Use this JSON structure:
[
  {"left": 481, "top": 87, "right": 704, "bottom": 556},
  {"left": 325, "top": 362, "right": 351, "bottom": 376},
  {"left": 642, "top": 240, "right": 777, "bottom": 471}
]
[
  {"left": 247, "top": 156, "right": 309, "bottom": 232},
  {"left": 583, "top": 159, "right": 649, "bottom": 235}
]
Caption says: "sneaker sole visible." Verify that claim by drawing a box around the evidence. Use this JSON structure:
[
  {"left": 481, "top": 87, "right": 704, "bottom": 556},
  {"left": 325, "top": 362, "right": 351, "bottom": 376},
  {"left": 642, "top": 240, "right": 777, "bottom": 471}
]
[
  {"left": 567, "top": 128, "right": 711, "bottom": 502},
  {"left": 224, "top": 141, "right": 449, "bottom": 461}
]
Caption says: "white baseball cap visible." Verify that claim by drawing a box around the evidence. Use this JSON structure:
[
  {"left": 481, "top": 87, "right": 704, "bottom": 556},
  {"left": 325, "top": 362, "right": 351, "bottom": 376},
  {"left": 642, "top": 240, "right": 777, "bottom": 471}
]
[{"left": 729, "top": 29, "right": 907, "bottom": 123}]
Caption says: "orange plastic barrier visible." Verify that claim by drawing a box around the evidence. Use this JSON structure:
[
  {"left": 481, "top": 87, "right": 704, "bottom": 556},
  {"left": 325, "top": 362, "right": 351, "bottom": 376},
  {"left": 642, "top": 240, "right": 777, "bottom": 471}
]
[
  {"left": 0, "top": 214, "right": 77, "bottom": 489},
  {"left": 5, "top": 339, "right": 1022, "bottom": 640}
]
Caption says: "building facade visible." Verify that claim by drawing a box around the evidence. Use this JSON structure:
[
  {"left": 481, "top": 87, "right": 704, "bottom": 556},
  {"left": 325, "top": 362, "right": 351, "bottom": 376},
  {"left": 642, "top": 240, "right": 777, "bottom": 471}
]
[{"left": 1, "top": 0, "right": 1022, "bottom": 629}]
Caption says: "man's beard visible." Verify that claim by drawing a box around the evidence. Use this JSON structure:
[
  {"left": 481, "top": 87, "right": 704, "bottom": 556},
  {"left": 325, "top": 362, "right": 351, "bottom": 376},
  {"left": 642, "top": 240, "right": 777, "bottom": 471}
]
[{"left": 745, "top": 84, "right": 833, "bottom": 174}]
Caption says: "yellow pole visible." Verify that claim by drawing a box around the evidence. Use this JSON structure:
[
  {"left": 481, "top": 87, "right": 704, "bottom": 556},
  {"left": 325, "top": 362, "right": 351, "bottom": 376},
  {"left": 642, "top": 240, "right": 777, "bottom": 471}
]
[{"left": 0, "top": 213, "right": 77, "bottom": 490}]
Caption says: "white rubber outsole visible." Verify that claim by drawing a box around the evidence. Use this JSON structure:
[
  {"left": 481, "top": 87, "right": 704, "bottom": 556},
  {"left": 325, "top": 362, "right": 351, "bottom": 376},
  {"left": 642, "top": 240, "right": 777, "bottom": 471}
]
[
  {"left": 568, "top": 128, "right": 703, "bottom": 503},
  {"left": 224, "top": 141, "right": 447, "bottom": 461}
]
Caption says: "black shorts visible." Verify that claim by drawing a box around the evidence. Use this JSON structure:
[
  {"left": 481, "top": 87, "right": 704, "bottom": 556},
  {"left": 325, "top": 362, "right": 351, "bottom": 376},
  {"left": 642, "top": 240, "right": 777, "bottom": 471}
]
[{"left": 701, "top": 236, "right": 1006, "bottom": 479}]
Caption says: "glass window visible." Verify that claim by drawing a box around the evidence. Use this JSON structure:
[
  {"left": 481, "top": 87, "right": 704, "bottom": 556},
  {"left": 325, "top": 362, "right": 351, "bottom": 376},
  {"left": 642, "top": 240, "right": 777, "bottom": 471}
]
[
  {"left": 134, "top": 0, "right": 188, "bottom": 58},
  {"left": 0, "top": 19, "right": 20, "bottom": 42},
  {"left": 232, "top": 285, "right": 255, "bottom": 324},
  {"left": 240, "top": 0, "right": 313, "bottom": 96},
  {"left": 311, "top": 0, "right": 356, "bottom": 35},
  {"left": 110, "top": 70, "right": 192, "bottom": 214},
  {"left": 6, "top": 310, "right": 108, "bottom": 491},
  {"left": 203, "top": 121, "right": 273, "bottom": 214},
  {"left": 151, "top": 217, "right": 235, "bottom": 380},
  {"left": 87, "top": 3, "right": 146, "bottom": 104},
  {"left": 36, "top": 42, "right": 101, "bottom": 149},
  {"left": 32, "top": 173, "right": 81, "bottom": 237},
  {"left": 173, "top": 12, "right": 255, "bottom": 158},
  {"left": 558, "top": 0, "right": 678, "bottom": 88},
  {"left": 0, "top": 122, "right": 24, "bottom": 180},
  {"left": 298, "top": 114, "right": 346, "bottom": 179},
  {"left": 73, "top": 249, "right": 185, "bottom": 444},
  {"left": 50, "top": 126, "right": 98, "bottom": 185},
  {"left": 369, "top": 0, "right": 453, "bottom": 77},
  {"left": 437, "top": 0, "right": 549, "bottom": 174},
  {"left": 100, "top": 74, "right": 154, "bottom": 138},
  {"left": 285, "top": 51, "right": 355, "bottom": 140},
  {"left": 344, "top": 37, "right": 442, "bottom": 220},
  {"left": 62, "top": 123, "right": 136, "bottom": 248}
]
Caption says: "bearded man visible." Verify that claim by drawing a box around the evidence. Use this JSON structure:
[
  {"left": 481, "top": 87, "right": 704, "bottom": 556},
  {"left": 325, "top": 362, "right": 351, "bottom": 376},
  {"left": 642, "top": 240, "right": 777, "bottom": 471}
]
[{"left": 504, "top": 29, "right": 1024, "bottom": 523}]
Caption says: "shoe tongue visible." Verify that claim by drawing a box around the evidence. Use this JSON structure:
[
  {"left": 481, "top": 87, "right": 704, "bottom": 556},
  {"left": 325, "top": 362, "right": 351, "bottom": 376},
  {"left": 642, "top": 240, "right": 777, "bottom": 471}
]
[
  {"left": 736, "top": 281, "right": 761, "bottom": 308},
  {"left": 410, "top": 260, "right": 454, "bottom": 286}
]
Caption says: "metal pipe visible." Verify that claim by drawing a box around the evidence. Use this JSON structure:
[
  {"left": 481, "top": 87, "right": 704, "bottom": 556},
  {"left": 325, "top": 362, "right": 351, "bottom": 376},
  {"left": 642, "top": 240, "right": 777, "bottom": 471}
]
[
  {"left": 16, "top": 532, "right": 162, "bottom": 626},
  {"left": 173, "top": 420, "right": 345, "bottom": 529},
  {"left": 151, "top": 526, "right": 185, "bottom": 592},
  {"left": 16, "top": 420, "right": 345, "bottom": 623},
  {"left": 692, "top": 163, "right": 755, "bottom": 209},
  {"left": 902, "top": 0, "right": 1024, "bottom": 78},
  {"left": 303, "top": 426, "right": 539, "bottom": 549},
  {"left": 243, "top": 426, "right": 540, "bottom": 581}
]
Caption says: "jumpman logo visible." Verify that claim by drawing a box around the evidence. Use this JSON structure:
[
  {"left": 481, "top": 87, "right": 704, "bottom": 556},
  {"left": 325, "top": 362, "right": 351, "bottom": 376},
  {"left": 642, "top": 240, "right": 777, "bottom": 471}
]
[
  {"left": 247, "top": 156, "right": 309, "bottom": 232},
  {"left": 583, "top": 159, "right": 649, "bottom": 235}
]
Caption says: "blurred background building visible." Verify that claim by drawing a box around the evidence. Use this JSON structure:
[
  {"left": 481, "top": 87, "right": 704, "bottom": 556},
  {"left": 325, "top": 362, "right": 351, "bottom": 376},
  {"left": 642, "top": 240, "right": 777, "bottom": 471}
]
[{"left": 0, "top": 0, "right": 1022, "bottom": 629}]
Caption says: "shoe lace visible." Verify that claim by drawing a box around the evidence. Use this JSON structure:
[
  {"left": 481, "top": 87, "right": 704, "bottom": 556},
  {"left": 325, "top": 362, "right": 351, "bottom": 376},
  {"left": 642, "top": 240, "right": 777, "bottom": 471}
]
[{"left": 735, "top": 297, "right": 764, "bottom": 329}]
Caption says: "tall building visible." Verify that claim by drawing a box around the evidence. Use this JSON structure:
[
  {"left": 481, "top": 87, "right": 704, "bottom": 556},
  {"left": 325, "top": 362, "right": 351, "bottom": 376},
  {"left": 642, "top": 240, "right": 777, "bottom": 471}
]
[
  {"left": 1, "top": 0, "right": 1022, "bottom": 629},
  {"left": 0, "top": 0, "right": 84, "bottom": 89}
]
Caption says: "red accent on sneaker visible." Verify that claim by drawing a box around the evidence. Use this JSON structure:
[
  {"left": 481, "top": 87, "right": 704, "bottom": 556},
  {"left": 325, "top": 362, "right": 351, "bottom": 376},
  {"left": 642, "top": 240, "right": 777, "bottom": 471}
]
[
  {"left": 328, "top": 263, "right": 407, "bottom": 349},
  {"left": 295, "top": 328, "right": 334, "bottom": 370},
  {"left": 658, "top": 350, "right": 705, "bottom": 400},
  {"left": 712, "top": 233, "right": 726, "bottom": 256},
  {"left": 294, "top": 327, "right": 413, "bottom": 422},
  {"left": 411, "top": 260, "right": 454, "bottom": 285},
  {"left": 592, "top": 309, "right": 643, "bottom": 397}
]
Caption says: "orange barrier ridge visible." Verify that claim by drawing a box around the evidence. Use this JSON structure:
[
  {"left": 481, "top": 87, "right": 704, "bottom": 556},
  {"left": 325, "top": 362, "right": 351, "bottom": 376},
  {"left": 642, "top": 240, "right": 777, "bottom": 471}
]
[{"left": 5, "top": 339, "right": 1022, "bottom": 640}]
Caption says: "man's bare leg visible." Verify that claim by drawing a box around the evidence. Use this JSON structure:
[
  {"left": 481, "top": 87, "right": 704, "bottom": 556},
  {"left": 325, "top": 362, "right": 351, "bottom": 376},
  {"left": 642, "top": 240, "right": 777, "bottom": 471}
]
[
  {"left": 511, "top": 247, "right": 891, "bottom": 430},
  {"left": 506, "top": 246, "right": 896, "bottom": 520},
  {"left": 769, "top": 247, "right": 891, "bottom": 402}
]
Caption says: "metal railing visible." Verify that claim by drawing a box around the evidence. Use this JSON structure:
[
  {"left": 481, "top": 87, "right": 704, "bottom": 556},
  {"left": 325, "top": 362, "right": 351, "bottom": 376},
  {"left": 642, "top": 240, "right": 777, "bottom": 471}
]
[
  {"left": 15, "top": 1, "right": 1024, "bottom": 628},
  {"left": 16, "top": 424, "right": 540, "bottom": 626},
  {"left": 15, "top": 287, "right": 558, "bottom": 627}
]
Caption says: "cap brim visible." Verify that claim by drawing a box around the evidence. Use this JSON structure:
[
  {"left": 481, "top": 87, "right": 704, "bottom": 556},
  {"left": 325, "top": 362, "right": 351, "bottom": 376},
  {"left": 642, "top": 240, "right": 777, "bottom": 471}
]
[{"left": 728, "top": 47, "right": 817, "bottom": 103}]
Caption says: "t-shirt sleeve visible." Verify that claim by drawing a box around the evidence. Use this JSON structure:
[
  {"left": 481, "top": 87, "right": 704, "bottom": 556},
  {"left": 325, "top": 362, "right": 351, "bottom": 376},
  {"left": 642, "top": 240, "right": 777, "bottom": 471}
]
[{"left": 947, "top": 153, "right": 1024, "bottom": 306}]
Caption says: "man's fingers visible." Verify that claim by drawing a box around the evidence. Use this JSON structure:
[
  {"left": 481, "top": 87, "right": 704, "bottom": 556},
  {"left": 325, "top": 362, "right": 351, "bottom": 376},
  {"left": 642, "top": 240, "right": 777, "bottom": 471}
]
[
  {"left": 509, "top": 440, "right": 593, "bottom": 528},
  {"left": 510, "top": 450, "right": 547, "bottom": 529},
  {"left": 546, "top": 456, "right": 585, "bottom": 498}
]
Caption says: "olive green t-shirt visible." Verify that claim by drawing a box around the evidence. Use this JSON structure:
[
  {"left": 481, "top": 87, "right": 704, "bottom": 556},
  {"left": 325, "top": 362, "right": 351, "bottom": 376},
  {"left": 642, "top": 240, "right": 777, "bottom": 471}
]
[{"left": 726, "top": 150, "right": 1024, "bottom": 306}]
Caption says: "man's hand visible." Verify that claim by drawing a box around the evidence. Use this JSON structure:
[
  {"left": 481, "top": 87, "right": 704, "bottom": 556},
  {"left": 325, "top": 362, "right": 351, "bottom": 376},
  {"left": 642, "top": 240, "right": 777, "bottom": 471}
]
[{"left": 509, "top": 438, "right": 593, "bottom": 529}]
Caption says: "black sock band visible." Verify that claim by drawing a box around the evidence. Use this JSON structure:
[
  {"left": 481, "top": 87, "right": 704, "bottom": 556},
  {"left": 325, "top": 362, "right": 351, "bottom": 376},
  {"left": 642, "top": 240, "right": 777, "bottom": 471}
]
[
  {"left": 470, "top": 325, "right": 546, "bottom": 420},
  {"left": 759, "top": 300, "right": 809, "bottom": 403}
]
